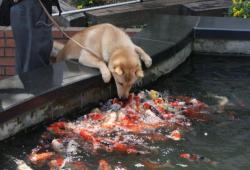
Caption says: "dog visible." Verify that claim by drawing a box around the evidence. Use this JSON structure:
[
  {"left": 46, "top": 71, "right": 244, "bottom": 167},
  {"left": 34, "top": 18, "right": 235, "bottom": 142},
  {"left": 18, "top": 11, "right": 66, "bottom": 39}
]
[{"left": 54, "top": 23, "right": 152, "bottom": 98}]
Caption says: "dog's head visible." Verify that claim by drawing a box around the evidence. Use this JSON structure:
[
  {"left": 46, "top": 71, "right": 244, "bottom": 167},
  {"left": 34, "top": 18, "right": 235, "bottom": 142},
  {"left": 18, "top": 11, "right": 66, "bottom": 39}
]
[{"left": 109, "top": 49, "right": 144, "bottom": 99}]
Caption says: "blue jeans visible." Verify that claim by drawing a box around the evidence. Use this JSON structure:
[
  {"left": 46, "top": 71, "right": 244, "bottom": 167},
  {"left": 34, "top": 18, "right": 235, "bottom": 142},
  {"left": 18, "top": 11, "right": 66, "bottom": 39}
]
[{"left": 10, "top": 0, "right": 53, "bottom": 74}]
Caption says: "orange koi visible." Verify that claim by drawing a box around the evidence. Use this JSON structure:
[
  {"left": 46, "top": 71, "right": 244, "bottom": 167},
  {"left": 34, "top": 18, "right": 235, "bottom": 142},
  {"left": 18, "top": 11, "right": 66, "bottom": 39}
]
[
  {"left": 79, "top": 130, "right": 102, "bottom": 152},
  {"left": 183, "top": 108, "right": 211, "bottom": 122},
  {"left": 154, "top": 98, "right": 164, "bottom": 105},
  {"left": 70, "top": 161, "right": 89, "bottom": 170},
  {"left": 98, "top": 159, "right": 112, "bottom": 170},
  {"left": 49, "top": 157, "right": 65, "bottom": 170},
  {"left": 79, "top": 130, "right": 96, "bottom": 142},
  {"left": 113, "top": 143, "right": 138, "bottom": 154},
  {"left": 122, "top": 114, "right": 139, "bottom": 122},
  {"left": 143, "top": 159, "right": 174, "bottom": 169},
  {"left": 180, "top": 153, "right": 217, "bottom": 165},
  {"left": 47, "top": 121, "right": 67, "bottom": 136},
  {"left": 28, "top": 152, "right": 54, "bottom": 164},
  {"left": 49, "top": 122, "right": 66, "bottom": 129},
  {"left": 180, "top": 153, "right": 198, "bottom": 161},
  {"left": 118, "top": 120, "right": 142, "bottom": 133},
  {"left": 89, "top": 112, "right": 104, "bottom": 121},
  {"left": 169, "top": 101, "right": 179, "bottom": 107},
  {"left": 168, "top": 130, "right": 182, "bottom": 141}
]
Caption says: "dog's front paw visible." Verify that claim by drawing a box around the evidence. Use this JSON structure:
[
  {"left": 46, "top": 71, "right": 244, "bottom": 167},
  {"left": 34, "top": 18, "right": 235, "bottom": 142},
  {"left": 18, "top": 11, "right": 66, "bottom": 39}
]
[
  {"left": 101, "top": 70, "right": 112, "bottom": 83},
  {"left": 144, "top": 57, "right": 152, "bottom": 68}
]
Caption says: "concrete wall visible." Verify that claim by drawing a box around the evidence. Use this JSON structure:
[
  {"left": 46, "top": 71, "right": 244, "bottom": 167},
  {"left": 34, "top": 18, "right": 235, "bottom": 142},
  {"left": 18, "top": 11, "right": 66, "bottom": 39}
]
[{"left": 193, "top": 39, "right": 250, "bottom": 56}]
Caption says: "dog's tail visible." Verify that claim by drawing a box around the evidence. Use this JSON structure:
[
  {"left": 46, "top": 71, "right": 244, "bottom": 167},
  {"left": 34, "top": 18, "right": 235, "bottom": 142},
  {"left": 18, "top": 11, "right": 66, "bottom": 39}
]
[{"left": 51, "top": 41, "right": 65, "bottom": 62}]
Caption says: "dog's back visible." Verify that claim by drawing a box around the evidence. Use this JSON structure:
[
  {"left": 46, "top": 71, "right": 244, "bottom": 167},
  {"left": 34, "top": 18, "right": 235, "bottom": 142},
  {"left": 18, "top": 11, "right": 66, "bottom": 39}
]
[{"left": 55, "top": 24, "right": 134, "bottom": 62}]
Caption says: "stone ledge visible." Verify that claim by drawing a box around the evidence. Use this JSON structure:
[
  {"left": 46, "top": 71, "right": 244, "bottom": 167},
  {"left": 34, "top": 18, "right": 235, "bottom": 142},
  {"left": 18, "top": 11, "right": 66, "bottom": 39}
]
[
  {"left": 193, "top": 39, "right": 250, "bottom": 56},
  {"left": 194, "top": 16, "right": 250, "bottom": 40}
]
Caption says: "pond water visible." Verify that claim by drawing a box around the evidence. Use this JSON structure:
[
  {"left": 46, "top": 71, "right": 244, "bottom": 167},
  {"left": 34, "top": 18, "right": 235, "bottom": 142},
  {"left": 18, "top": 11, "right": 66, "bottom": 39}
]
[{"left": 0, "top": 54, "right": 250, "bottom": 170}]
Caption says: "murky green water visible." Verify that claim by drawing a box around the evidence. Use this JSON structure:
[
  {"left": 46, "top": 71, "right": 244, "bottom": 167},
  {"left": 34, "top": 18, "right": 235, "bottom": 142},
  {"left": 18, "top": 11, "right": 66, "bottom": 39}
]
[{"left": 0, "top": 54, "right": 250, "bottom": 170}]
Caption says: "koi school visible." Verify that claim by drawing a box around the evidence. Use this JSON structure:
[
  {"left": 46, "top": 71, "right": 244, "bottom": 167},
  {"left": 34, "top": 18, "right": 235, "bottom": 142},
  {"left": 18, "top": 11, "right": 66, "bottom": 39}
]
[{"left": 28, "top": 90, "right": 215, "bottom": 169}]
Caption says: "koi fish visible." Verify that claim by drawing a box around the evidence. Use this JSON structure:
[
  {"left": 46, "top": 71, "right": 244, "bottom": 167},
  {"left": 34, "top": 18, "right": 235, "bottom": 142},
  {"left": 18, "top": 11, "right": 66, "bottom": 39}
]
[
  {"left": 49, "top": 157, "right": 65, "bottom": 170},
  {"left": 101, "top": 112, "right": 118, "bottom": 128},
  {"left": 28, "top": 90, "right": 214, "bottom": 169},
  {"left": 88, "top": 112, "right": 105, "bottom": 121},
  {"left": 79, "top": 129, "right": 101, "bottom": 151},
  {"left": 70, "top": 161, "right": 89, "bottom": 170},
  {"left": 143, "top": 159, "right": 175, "bottom": 169},
  {"left": 227, "top": 111, "right": 239, "bottom": 121},
  {"left": 113, "top": 165, "right": 128, "bottom": 170},
  {"left": 12, "top": 157, "right": 33, "bottom": 170},
  {"left": 79, "top": 130, "right": 96, "bottom": 142},
  {"left": 47, "top": 121, "right": 67, "bottom": 136},
  {"left": 51, "top": 139, "right": 64, "bottom": 153},
  {"left": 180, "top": 153, "right": 217, "bottom": 165},
  {"left": 98, "top": 159, "right": 112, "bottom": 170},
  {"left": 112, "top": 143, "right": 139, "bottom": 154},
  {"left": 183, "top": 108, "right": 211, "bottom": 122},
  {"left": 145, "top": 133, "right": 168, "bottom": 142},
  {"left": 28, "top": 152, "right": 54, "bottom": 165},
  {"left": 168, "top": 130, "right": 182, "bottom": 141}
]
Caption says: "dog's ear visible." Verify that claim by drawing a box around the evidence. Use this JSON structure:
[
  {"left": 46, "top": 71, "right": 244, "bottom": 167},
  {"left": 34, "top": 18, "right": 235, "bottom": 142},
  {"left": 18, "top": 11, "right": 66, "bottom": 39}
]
[
  {"left": 114, "top": 66, "right": 123, "bottom": 76},
  {"left": 136, "top": 69, "right": 144, "bottom": 78}
]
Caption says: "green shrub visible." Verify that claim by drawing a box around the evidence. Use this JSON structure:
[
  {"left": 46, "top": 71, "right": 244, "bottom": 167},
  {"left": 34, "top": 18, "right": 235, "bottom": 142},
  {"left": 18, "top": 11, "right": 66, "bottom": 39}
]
[
  {"left": 229, "top": 0, "right": 250, "bottom": 18},
  {"left": 70, "top": 0, "right": 108, "bottom": 9}
]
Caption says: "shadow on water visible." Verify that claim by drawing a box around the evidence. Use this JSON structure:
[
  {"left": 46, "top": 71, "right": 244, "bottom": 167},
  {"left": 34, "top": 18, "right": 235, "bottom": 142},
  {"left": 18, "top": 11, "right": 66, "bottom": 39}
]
[{"left": 1, "top": 54, "right": 250, "bottom": 170}]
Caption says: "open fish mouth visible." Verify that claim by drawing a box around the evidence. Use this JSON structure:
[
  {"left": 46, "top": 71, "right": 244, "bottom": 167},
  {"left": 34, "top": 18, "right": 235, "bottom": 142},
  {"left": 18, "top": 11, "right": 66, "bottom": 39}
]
[{"left": 27, "top": 90, "right": 214, "bottom": 169}]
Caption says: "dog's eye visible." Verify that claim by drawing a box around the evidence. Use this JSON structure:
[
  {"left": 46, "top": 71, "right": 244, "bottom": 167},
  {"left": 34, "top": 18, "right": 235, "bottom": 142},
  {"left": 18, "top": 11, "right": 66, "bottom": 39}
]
[{"left": 118, "top": 82, "right": 123, "bottom": 86}]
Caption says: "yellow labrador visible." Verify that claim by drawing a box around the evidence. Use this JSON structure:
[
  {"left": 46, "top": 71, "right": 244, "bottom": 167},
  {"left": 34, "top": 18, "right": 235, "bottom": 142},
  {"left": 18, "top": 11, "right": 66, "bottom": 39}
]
[{"left": 55, "top": 23, "right": 152, "bottom": 98}]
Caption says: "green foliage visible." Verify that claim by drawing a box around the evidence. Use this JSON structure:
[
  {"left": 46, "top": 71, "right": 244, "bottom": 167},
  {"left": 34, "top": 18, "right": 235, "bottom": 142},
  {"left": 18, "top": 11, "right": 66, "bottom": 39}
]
[
  {"left": 70, "top": 0, "right": 107, "bottom": 9},
  {"left": 229, "top": 0, "right": 250, "bottom": 18}
]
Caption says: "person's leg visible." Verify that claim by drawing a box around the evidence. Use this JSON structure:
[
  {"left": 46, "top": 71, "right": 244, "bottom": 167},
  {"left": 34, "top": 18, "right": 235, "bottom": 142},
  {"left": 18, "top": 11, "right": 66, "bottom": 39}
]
[
  {"left": 10, "top": 0, "right": 52, "bottom": 74},
  {"left": 0, "top": 0, "right": 12, "bottom": 26}
]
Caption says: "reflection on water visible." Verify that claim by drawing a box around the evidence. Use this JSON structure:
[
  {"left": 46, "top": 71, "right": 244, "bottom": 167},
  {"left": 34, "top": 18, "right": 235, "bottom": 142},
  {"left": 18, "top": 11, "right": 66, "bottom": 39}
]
[{"left": 0, "top": 54, "right": 250, "bottom": 170}]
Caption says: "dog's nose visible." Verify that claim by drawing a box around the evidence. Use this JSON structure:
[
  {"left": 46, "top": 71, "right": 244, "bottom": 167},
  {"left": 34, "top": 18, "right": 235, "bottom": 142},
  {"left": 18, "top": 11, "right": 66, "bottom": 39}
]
[
  {"left": 120, "top": 97, "right": 129, "bottom": 102},
  {"left": 120, "top": 96, "right": 128, "bottom": 101}
]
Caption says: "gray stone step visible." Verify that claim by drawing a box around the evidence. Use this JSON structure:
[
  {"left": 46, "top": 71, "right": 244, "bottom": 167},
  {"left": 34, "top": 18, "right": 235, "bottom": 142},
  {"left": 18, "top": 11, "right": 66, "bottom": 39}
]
[
  {"left": 182, "top": 0, "right": 232, "bottom": 16},
  {"left": 85, "top": 0, "right": 229, "bottom": 26}
]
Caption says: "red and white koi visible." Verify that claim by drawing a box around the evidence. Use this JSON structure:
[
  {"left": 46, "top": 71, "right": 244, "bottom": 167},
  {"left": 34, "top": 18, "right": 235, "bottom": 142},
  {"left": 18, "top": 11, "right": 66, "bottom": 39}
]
[
  {"left": 28, "top": 152, "right": 55, "bottom": 165},
  {"left": 167, "top": 130, "right": 182, "bottom": 141}
]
